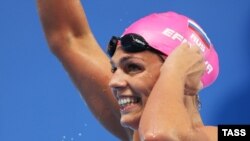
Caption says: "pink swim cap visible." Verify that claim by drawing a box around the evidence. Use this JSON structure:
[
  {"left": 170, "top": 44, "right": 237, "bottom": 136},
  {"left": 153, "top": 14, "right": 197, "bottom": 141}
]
[{"left": 122, "top": 11, "right": 219, "bottom": 88}]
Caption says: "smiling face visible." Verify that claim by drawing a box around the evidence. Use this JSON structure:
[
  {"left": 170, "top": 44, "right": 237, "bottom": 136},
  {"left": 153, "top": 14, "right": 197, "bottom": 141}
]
[{"left": 109, "top": 46, "right": 163, "bottom": 130}]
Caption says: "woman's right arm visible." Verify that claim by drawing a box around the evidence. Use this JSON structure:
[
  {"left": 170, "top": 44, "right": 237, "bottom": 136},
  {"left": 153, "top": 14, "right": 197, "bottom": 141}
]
[{"left": 37, "top": 0, "right": 131, "bottom": 140}]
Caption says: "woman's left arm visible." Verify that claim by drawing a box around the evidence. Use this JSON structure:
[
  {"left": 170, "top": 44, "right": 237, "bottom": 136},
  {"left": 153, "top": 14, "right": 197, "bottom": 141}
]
[{"left": 139, "top": 44, "right": 209, "bottom": 141}]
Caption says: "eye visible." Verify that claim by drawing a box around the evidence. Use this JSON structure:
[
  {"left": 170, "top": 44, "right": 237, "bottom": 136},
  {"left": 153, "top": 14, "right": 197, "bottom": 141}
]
[{"left": 125, "top": 63, "right": 143, "bottom": 74}]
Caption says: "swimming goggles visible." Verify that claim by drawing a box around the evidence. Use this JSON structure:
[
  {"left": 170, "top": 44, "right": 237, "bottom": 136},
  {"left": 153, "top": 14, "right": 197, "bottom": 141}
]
[{"left": 107, "top": 33, "right": 163, "bottom": 57}]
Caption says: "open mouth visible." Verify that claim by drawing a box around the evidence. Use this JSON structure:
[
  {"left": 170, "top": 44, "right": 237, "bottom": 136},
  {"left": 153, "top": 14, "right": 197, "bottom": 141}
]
[{"left": 117, "top": 96, "right": 141, "bottom": 110}]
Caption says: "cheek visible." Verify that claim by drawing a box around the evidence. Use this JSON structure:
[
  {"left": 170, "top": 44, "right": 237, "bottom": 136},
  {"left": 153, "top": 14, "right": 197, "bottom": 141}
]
[
  {"left": 145, "top": 68, "right": 162, "bottom": 92},
  {"left": 146, "top": 72, "right": 160, "bottom": 91},
  {"left": 133, "top": 71, "right": 160, "bottom": 97}
]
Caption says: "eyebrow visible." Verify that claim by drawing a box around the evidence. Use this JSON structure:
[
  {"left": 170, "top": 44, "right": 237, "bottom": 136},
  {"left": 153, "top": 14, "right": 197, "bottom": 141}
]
[{"left": 110, "top": 56, "right": 144, "bottom": 66}]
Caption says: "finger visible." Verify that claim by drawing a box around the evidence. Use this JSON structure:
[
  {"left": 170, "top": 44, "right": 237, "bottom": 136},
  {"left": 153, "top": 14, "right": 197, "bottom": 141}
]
[
  {"left": 190, "top": 45, "right": 202, "bottom": 53},
  {"left": 179, "top": 42, "right": 190, "bottom": 48}
]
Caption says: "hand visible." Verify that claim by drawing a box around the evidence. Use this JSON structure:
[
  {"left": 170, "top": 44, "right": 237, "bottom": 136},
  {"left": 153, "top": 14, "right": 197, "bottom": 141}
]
[{"left": 161, "top": 43, "right": 206, "bottom": 95}]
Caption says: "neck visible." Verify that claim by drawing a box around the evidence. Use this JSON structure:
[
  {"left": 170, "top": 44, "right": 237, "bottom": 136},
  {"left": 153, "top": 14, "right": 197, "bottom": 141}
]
[{"left": 132, "top": 131, "right": 140, "bottom": 141}]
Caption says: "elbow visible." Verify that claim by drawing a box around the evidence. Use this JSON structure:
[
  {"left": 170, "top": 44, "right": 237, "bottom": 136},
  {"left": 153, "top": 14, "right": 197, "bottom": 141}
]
[
  {"left": 46, "top": 31, "right": 73, "bottom": 55},
  {"left": 140, "top": 130, "right": 180, "bottom": 141},
  {"left": 140, "top": 128, "right": 206, "bottom": 141}
]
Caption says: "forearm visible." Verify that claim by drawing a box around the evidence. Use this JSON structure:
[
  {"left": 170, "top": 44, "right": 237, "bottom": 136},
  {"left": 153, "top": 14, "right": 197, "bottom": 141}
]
[
  {"left": 37, "top": 0, "right": 91, "bottom": 50},
  {"left": 139, "top": 71, "right": 193, "bottom": 140}
]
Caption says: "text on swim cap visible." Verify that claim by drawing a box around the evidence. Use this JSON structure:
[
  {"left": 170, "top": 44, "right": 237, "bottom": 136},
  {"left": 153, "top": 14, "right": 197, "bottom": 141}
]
[
  {"left": 205, "top": 61, "right": 213, "bottom": 74},
  {"left": 162, "top": 28, "right": 206, "bottom": 52},
  {"left": 162, "top": 28, "right": 213, "bottom": 74}
]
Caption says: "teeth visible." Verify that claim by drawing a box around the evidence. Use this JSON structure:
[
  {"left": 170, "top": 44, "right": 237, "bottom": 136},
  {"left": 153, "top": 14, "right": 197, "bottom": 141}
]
[{"left": 118, "top": 97, "right": 139, "bottom": 106}]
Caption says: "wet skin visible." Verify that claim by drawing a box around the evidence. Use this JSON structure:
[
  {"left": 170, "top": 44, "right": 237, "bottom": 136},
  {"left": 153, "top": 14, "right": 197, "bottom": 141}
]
[{"left": 109, "top": 46, "right": 164, "bottom": 130}]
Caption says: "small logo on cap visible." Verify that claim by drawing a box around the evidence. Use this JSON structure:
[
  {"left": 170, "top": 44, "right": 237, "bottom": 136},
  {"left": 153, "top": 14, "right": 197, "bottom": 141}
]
[{"left": 188, "top": 20, "right": 211, "bottom": 49}]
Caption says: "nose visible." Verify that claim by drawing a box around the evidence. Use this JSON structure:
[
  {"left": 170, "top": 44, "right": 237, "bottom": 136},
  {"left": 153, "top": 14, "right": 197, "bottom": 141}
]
[{"left": 109, "top": 69, "right": 127, "bottom": 90}]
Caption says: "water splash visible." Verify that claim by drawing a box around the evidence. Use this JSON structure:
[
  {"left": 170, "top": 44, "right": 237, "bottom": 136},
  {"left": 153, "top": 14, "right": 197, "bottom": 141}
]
[
  {"left": 61, "top": 131, "right": 85, "bottom": 140},
  {"left": 60, "top": 124, "right": 87, "bottom": 140},
  {"left": 78, "top": 133, "right": 82, "bottom": 136}
]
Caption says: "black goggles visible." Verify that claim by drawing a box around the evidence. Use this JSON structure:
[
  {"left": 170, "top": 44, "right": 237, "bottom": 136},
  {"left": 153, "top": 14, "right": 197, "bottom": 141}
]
[{"left": 107, "top": 33, "right": 163, "bottom": 57}]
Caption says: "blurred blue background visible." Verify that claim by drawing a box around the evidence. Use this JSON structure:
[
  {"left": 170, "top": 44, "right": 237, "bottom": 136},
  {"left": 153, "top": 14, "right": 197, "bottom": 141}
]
[{"left": 0, "top": 0, "right": 250, "bottom": 140}]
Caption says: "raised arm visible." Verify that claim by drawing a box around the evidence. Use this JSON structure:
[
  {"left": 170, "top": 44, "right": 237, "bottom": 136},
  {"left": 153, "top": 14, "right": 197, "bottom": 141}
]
[
  {"left": 37, "top": 0, "right": 131, "bottom": 140},
  {"left": 139, "top": 44, "right": 215, "bottom": 141}
]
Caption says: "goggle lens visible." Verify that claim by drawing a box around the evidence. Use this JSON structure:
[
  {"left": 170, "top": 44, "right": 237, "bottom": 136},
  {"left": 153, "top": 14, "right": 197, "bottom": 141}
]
[{"left": 107, "top": 33, "right": 150, "bottom": 57}]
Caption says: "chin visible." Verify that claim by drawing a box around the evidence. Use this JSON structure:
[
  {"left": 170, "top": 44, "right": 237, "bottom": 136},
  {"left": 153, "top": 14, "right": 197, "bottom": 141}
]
[{"left": 120, "top": 112, "right": 141, "bottom": 130}]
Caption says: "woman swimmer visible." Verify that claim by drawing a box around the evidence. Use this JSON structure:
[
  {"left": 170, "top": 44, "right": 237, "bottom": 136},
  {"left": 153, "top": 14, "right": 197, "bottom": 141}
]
[{"left": 37, "top": 1, "right": 219, "bottom": 140}]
